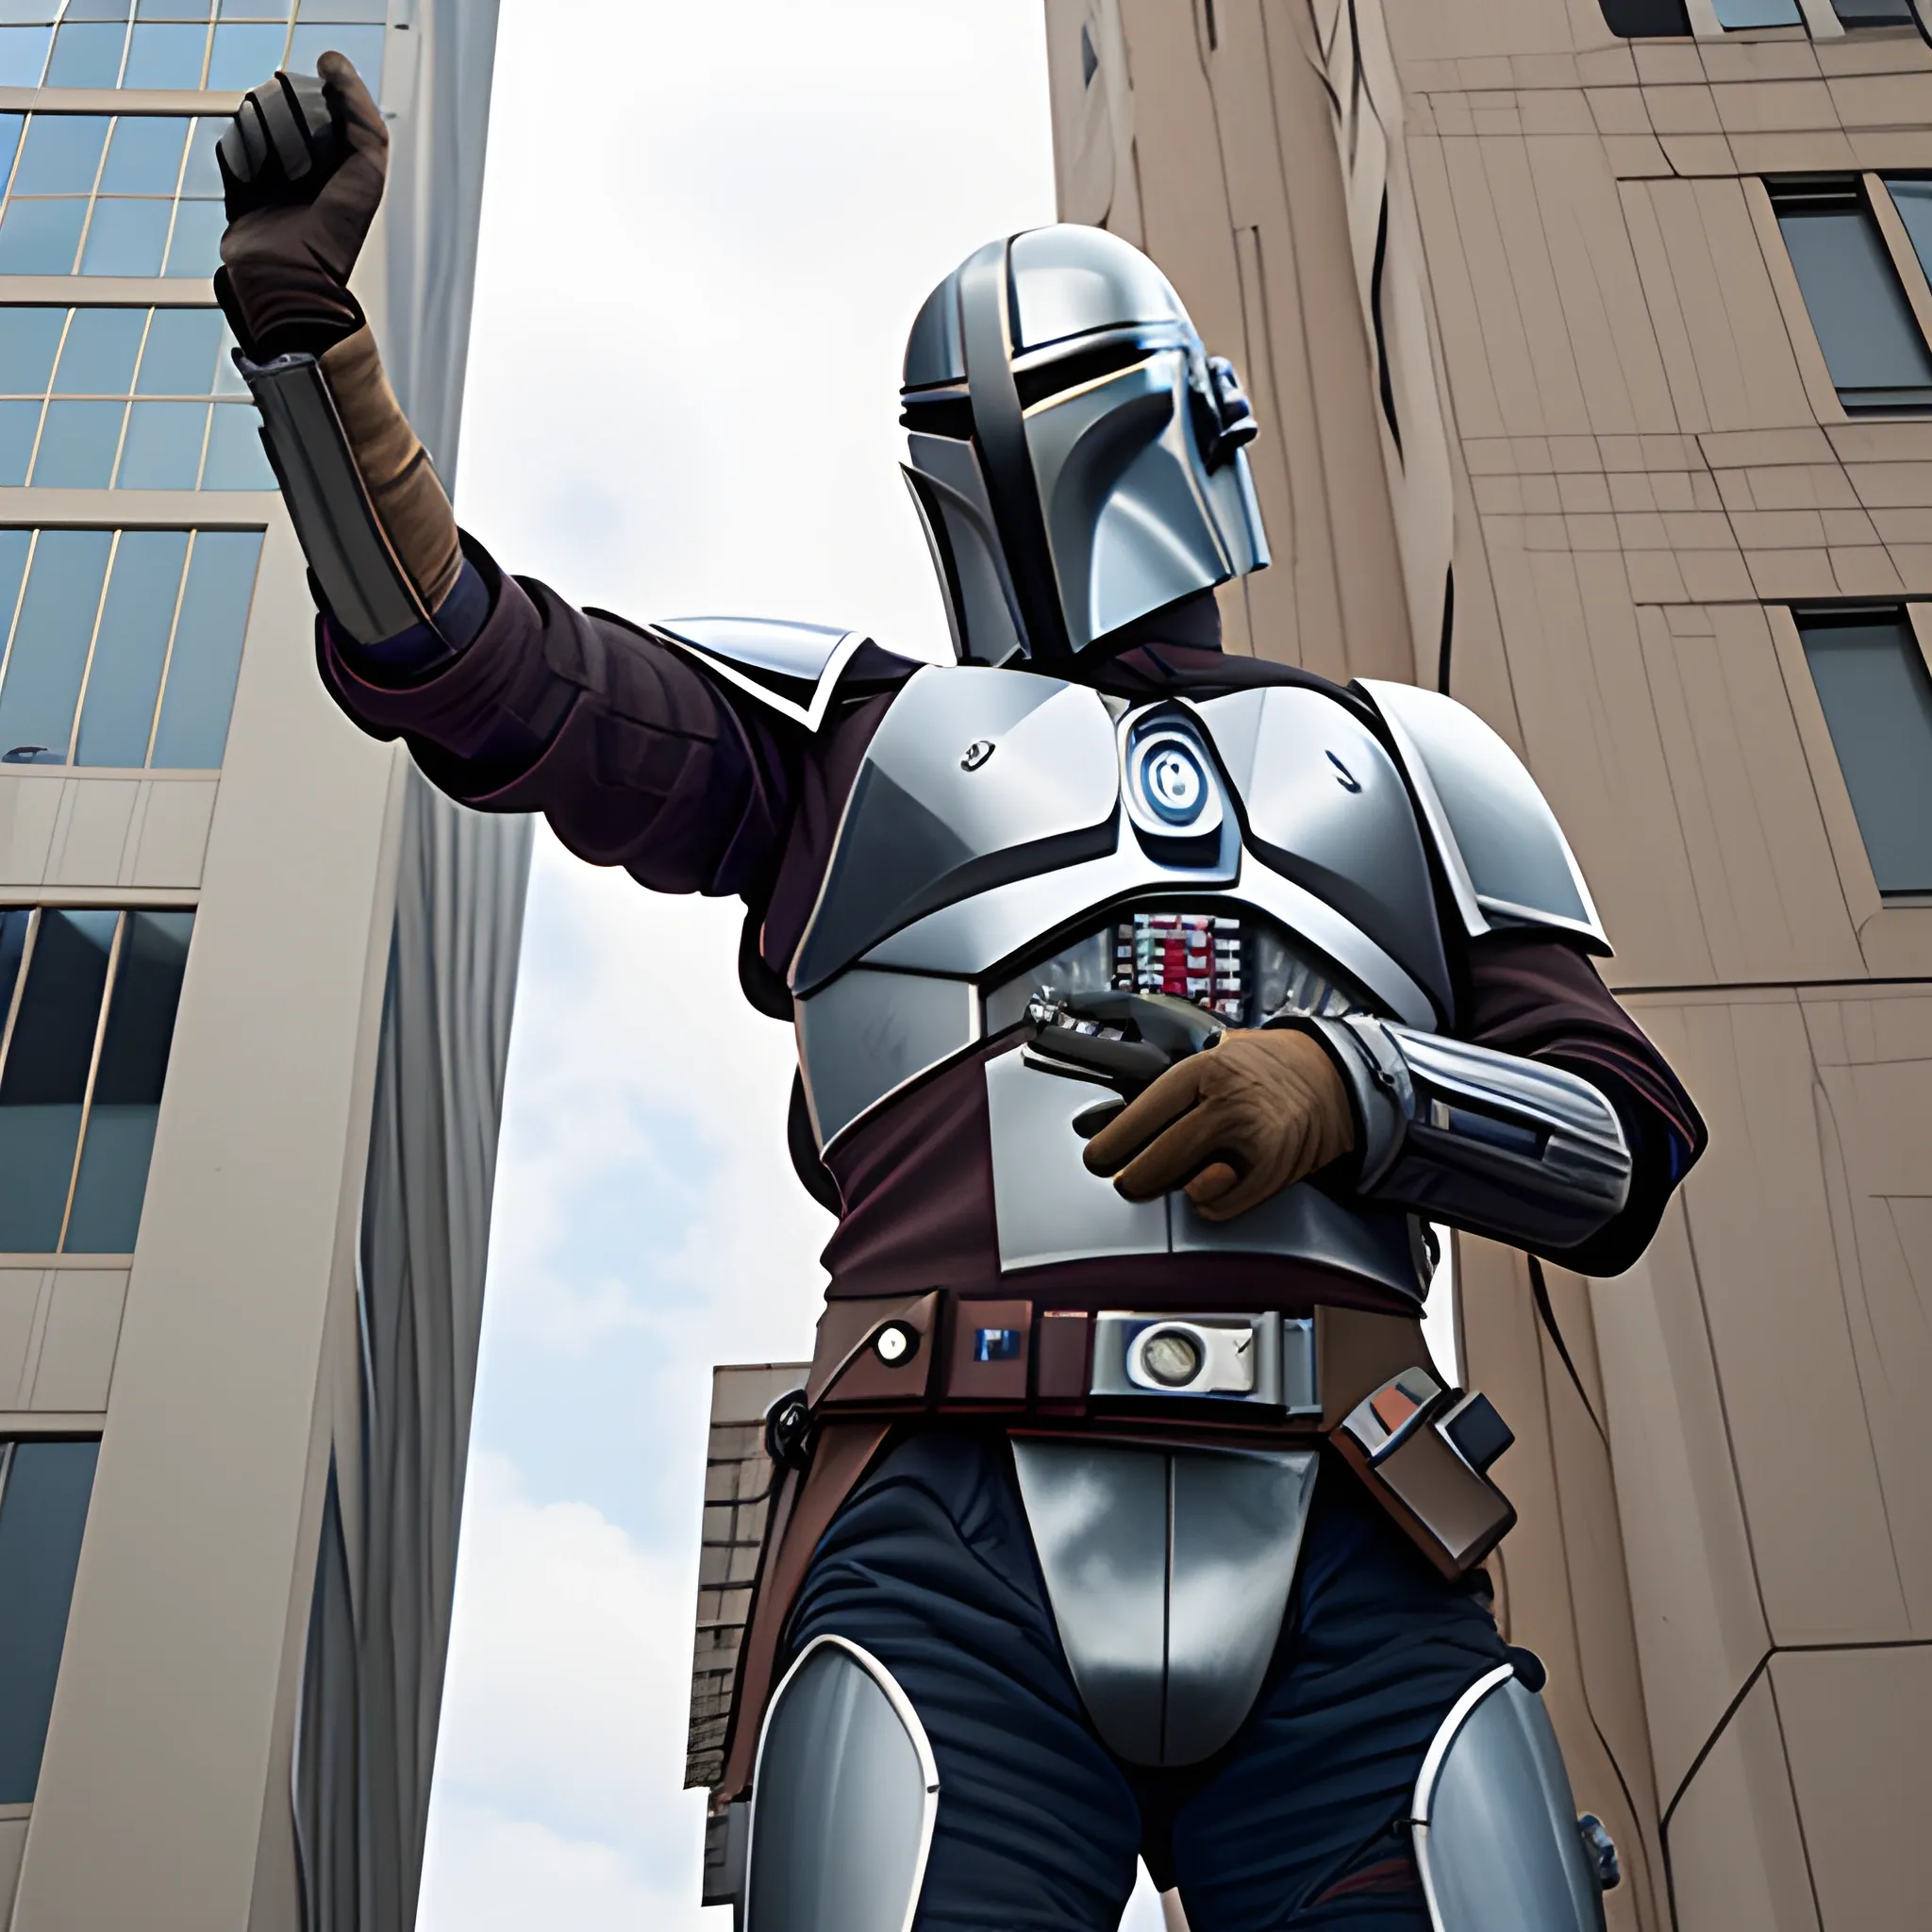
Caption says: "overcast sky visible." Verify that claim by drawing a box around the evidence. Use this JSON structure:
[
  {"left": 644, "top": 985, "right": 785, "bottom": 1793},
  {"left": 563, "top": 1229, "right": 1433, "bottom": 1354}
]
[{"left": 409, "top": 4, "right": 1172, "bottom": 1926}]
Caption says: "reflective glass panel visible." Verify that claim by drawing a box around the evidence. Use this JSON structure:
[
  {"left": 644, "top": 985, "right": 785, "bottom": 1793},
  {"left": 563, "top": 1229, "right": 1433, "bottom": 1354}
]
[
  {"left": 0, "top": 909, "right": 115, "bottom": 1252},
  {"left": 0, "top": 25, "right": 50, "bottom": 84},
  {"left": 114, "top": 395, "right": 201, "bottom": 486},
  {"left": 161, "top": 193, "right": 221, "bottom": 275},
  {"left": 198, "top": 396, "right": 268, "bottom": 487},
  {"left": 204, "top": 19, "right": 280, "bottom": 86},
  {"left": 31, "top": 396, "right": 122, "bottom": 484},
  {"left": 73, "top": 526, "right": 184, "bottom": 763},
  {"left": 299, "top": 1, "right": 386, "bottom": 20},
  {"left": 11, "top": 115, "right": 108, "bottom": 194},
  {"left": 288, "top": 20, "right": 378, "bottom": 77},
  {"left": 135, "top": 305, "right": 220, "bottom": 393},
  {"left": 78, "top": 192, "right": 169, "bottom": 275},
  {"left": 1712, "top": 0, "right": 1800, "bottom": 18},
  {"left": 1802, "top": 612, "right": 1932, "bottom": 893},
  {"left": 52, "top": 306, "right": 143, "bottom": 395},
  {"left": 137, "top": 3, "right": 213, "bottom": 20},
  {"left": 44, "top": 19, "right": 126, "bottom": 86},
  {"left": 150, "top": 525, "right": 257, "bottom": 763},
  {"left": 0, "top": 309, "right": 63, "bottom": 398},
  {"left": 121, "top": 19, "right": 205, "bottom": 86},
  {"left": 0, "top": 1439, "right": 101, "bottom": 1803},
  {"left": 66, "top": 908, "right": 191, "bottom": 1250},
  {"left": 0, "top": 400, "right": 35, "bottom": 484},
  {"left": 1883, "top": 177, "right": 1932, "bottom": 296},
  {"left": 97, "top": 113, "right": 185, "bottom": 194},
  {"left": 177, "top": 116, "right": 220, "bottom": 198},
  {"left": 0, "top": 200, "right": 85, "bottom": 275},
  {"left": 1778, "top": 203, "right": 1932, "bottom": 411},
  {"left": 0, "top": 529, "right": 110, "bottom": 760}
]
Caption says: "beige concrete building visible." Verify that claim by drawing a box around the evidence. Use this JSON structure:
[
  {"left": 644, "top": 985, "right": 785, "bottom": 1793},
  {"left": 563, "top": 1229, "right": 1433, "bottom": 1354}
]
[
  {"left": 0, "top": 6, "right": 522, "bottom": 1928},
  {"left": 1047, "top": 2, "right": 1932, "bottom": 1925}
]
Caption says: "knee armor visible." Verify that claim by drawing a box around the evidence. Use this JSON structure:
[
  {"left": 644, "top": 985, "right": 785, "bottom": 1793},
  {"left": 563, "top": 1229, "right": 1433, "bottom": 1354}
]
[
  {"left": 741, "top": 1634, "right": 940, "bottom": 1932},
  {"left": 1411, "top": 1664, "right": 1617, "bottom": 1932}
]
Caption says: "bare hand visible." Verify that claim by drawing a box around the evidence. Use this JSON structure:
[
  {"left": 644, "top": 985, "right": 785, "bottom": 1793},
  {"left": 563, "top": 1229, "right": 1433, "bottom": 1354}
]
[{"left": 1081, "top": 1028, "right": 1356, "bottom": 1220}]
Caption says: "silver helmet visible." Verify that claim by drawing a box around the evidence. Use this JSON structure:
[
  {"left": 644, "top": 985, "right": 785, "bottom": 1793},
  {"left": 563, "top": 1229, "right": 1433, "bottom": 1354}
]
[{"left": 900, "top": 224, "right": 1269, "bottom": 667}]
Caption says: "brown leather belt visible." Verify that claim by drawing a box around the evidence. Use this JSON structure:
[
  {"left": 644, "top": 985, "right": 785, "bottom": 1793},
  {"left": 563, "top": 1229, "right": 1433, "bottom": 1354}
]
[{"left": 710, "top": 1294, "right": 1516, "bottom": 1808}]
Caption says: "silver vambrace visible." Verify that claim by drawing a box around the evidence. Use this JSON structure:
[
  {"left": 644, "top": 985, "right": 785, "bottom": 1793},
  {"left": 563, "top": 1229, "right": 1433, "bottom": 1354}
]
[
  {"left": 237, "top": 350, "right": 431, "bottom": 643},
  {"left": 1303, "top": 1015, "right": 1631, "bottom": 1253}
]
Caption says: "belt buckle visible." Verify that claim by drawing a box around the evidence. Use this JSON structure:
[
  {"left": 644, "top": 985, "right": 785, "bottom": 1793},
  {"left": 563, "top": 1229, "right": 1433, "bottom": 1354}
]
[{"left": 1090, "top": 1311, "right": 1319, "bottom": 1414}]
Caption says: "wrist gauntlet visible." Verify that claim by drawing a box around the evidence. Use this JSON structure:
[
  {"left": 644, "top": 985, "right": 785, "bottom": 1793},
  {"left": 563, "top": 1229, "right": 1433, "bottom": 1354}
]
[
  {"left": 1301, "top": 1014, "right": 1631, "bottom": 1254},
  {"left": 240, "top": 326, "right": 461, "bottom": 643}
]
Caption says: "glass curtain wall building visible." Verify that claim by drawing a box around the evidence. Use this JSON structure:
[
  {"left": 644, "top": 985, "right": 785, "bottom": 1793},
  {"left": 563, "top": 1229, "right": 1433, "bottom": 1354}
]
[{"left": 0, "top": 7, "right": 524, "bottom": 1930}]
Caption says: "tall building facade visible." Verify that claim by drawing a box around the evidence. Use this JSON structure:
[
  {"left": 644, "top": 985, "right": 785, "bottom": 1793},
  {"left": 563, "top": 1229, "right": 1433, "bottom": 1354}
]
[
  {"left": 0, "top": 6, "right": 523, "bottom": 1928},
  {"left": 1047, "top": 3, "right": 1932, "bottom": 1926}
]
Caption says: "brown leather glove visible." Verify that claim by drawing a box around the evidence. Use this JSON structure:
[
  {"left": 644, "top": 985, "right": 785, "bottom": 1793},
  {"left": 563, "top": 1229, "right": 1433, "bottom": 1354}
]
[
  {"left": 217, "top": 55, "right": 461, "bottom": 618},
  {"left": 1081, "top": 1028, "right": 1356, "bottom": 1221},
  {"left": 215, "top": 53, "right": 385, "bottom": 361}
]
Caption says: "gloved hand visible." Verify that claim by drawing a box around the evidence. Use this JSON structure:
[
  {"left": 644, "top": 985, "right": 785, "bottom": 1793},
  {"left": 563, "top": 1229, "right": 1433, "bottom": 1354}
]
[
  {"left": 214, "top": 52, "right": 386, "bottom": 361},
  {"left": 1081, "top": 1027, "right": 1356, "bottom": 1220}
]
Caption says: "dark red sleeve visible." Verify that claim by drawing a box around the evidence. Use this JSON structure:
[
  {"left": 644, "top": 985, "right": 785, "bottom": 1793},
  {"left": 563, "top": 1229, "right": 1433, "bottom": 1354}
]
[
  {"left": 1457, "top": 929, "right": 1707, "bottom": 1275},
  {"left": 315, "top": 540, "right": 794, "bottom": 899}
]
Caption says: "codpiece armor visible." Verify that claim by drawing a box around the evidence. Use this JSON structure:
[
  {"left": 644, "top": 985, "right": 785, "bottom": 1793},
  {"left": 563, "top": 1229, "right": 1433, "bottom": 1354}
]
[{"left": 219, "top": 63, "right": 1702, "bottom": 1931}]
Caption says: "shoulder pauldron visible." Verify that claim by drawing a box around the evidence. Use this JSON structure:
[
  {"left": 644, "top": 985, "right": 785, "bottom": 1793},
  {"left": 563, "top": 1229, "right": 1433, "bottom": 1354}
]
[
  {"left": 649, "top": 615, "right": 873, "bottom": 730},
  {"left": 1355, "top": 679, "right": 1609, "bottom": 953}
]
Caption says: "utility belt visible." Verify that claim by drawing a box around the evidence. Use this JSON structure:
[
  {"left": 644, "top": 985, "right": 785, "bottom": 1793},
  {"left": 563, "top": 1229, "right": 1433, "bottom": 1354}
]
[
  {"left": 797, "top": 1291, "right": 1517, "bottom": 1580},
  {"left": 691, "top": 1291, "right": 1523, "bottom": 1846}
]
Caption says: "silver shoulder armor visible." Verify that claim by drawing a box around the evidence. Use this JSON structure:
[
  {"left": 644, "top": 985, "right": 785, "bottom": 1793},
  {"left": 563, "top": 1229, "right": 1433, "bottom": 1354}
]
[
  {"left": 653, "top": 616, "right": 872, "bottom": 731},
  {"left": 1357, "top": 680, "right": 1608, "bottom": 954}
]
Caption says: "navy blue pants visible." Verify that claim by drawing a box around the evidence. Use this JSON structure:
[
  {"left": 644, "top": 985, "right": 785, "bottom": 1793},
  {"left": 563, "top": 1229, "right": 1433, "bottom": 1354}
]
[{"left": 786, "top": 1429, "right": 1509, "bottom": 1931}]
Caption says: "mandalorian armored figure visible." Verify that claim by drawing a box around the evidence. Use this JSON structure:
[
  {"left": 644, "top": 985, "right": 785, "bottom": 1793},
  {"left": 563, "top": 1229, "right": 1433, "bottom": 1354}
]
[{"left": 219, "top": 60, "right": 1704, "bottom": 1932}]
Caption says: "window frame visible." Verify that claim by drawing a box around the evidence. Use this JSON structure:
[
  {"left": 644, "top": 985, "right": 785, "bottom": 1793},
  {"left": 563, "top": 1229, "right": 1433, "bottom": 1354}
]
[{"left": 1751, "top": 174, "right": 1932, "bottom": 426}]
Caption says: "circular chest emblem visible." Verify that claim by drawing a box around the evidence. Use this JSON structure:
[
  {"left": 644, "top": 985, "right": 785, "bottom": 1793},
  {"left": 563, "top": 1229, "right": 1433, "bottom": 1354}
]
[{"left": 1136, "top": 735, "right": 1208, "bottom": 826}]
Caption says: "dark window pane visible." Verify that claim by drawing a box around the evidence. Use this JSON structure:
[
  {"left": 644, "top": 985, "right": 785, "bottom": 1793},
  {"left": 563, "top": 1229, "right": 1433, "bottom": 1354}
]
[
  {"left": 0, "top": 308, "right": 67, "bottom": 398},
  {"left": 97, "top": 115, "right": 186, "bottom": 196},
  {"left": 1803, "top": 614, "right": 1932, "bottom": 893},
  {"left": 1884, "top": 178, "right": 1932, "bottom": 300},
  {"left": 32, "top": 398, "right": 125, "bottom": 485},
  {"left": 44, "top": 21, "right": 125, "bottom": 86},
  {"left": 52, "top": 308, "right": 143, "bottom": 397},
  {"left": 0, "top": 202, "right": 87, "bottom": 276},
  {"left": 1712, "top": 0, "right": 1800, "bottom": 17},
  {"left": 204, "top": 20, "right": 283, "bottom": 89},
  {"left": 0, "top": 530, "right": 111, "bottom": 762},
  {"left": 0, "top": 908, "right": 25, "bottom": 1034},
  {"left": 1834, "top": 0, "right": 1914, "bottom": 20},
  {"left": 1778, "top": 205, "right": 1932, "bottom": 409},
  {"left": 0, "top": 399, "right": 42, "bottom": 485},
  {"left": 80, "top": 196, "right": 170, "bottom": 276},
  {"left": 288, "top": 21, "right": 379, "bottom": 86},
  {"left": 66, "top": 909, "right": 190, "bottom": 1250},
  {"left": 0, "top": 909, "right": 116, "bottom": 1252},
  {"left": 0, "top": 25, "right": 50, "bottom": 86},
  {"left": 135, "top": 306, "right": 221, "bottom": 394},
  {"left": 177, "top": 117, "right": 222, "bottom": 199},
  {"left": 115, "top": 398, "right": 202, "bottom": 486},
  {"left": 160, "top": 195, "right": 222, "bottom": 275},
  {"left": 74, "top": 527, "right": 186, "bottom": 763},
  {"left": 1598, "top": 0, "right": 1691, "bottom": 24},
  {"left": 11, "top": 118, "right": 109, "bottom": 196},
  {"left": 199, "top": 399, "right": 270, "bottom": 487},
  {"left": 0, "top": 1440, "right": 100, "bottom": 1804},
  {"left": 122, "top": 20, "right": 206, "bottom": 86},
  {"left": 150, "top": 527, "right": 257, "bottom": 765}
]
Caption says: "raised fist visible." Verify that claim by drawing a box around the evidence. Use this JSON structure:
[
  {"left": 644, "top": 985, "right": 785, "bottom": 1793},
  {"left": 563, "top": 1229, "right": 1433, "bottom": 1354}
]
[{"left": 214, "top": 51, "right": 387, "bottom": 362}]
